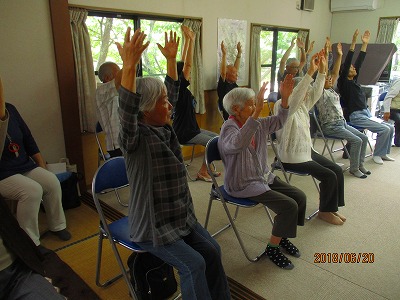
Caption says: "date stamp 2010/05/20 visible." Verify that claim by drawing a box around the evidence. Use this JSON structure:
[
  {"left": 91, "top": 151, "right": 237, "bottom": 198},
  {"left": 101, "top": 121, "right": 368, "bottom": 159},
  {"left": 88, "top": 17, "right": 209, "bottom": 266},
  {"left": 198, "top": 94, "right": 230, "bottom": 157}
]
[{"left": 314, "top": 252, "right": 374, "bottom": 264}]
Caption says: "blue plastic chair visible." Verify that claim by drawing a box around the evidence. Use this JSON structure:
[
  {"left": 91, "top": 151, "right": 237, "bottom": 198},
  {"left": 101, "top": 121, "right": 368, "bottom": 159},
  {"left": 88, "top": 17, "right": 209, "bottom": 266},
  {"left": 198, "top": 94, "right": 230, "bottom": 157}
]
[
  {"left": 92, "top": 157, "right": 143, "bottom": 299},
  {"left": 204, "top": 136, "right": 274, "bottom": 262}
]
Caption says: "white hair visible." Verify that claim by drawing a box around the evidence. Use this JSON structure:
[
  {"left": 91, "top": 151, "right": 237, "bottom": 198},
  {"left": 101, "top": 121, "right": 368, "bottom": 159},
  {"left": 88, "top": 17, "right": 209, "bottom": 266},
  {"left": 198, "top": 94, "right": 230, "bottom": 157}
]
[{"left": 223, "top": 87, "right": 255, "bottom": 116}]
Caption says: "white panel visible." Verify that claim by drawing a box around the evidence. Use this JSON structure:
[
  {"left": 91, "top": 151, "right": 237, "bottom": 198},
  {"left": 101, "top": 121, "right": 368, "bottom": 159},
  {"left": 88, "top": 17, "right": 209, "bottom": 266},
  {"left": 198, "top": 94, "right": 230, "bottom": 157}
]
[{"left": 330, "top": 0, "right": 378, "bottom": 12}]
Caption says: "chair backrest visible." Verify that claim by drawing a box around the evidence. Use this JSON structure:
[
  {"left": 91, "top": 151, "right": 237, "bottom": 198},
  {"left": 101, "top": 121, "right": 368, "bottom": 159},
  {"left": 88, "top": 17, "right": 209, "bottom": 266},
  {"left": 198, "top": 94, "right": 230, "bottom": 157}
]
[
  {"left": 92, "top": 156, "right": 129, "bottom": 195},
  {"left": 378, "top": 91, "right": 387, "bottom": 102},
  {"left": 205, "top": 136, "right": 221, "bottom": 166}
]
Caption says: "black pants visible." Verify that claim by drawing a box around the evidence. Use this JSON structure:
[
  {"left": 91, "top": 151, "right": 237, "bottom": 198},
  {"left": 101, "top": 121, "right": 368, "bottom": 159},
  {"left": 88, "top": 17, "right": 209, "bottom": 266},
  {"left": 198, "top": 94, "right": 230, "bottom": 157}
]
[
  {"left": 249, "top": 176, "right": 306, "bottom": 238},
  {"left": 282, "top": 150, "right": 344, "bottom": 212}
]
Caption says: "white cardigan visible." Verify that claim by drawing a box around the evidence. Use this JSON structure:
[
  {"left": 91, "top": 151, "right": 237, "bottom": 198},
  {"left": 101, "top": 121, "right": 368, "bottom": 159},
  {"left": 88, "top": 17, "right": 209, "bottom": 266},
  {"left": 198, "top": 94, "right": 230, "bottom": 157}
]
[{"left": 274, "top": 72, "right": 325, "bottom": 163}]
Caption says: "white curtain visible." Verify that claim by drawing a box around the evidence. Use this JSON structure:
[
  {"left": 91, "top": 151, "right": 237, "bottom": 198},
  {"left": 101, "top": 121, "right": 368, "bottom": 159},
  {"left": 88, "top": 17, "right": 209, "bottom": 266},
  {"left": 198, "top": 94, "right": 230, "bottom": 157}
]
[
  {"left": 69, "top": 7, "right": 97, "bottom": 133},
  {"left": 182, "top": 19, "right": 205, "bottom": 114},
  {"left": 250, "top": 26, "right": 261, "bottom": 93},
  {"left": 376, "top": 18, "right": 399, "bottom": 43}
]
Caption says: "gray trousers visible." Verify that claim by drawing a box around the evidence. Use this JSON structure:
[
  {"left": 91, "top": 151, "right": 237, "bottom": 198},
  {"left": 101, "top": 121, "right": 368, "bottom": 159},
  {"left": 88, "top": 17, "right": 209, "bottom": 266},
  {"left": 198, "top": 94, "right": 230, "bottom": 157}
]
[{"left": 249, "top": 176, "right": 306, "bottom": 238}]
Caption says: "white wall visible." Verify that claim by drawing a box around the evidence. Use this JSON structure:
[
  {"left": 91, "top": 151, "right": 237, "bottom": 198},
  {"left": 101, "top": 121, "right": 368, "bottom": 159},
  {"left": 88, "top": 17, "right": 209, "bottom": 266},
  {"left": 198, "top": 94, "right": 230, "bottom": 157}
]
[
  {"left": 1, "top": 0, "right": 335, "bottom": 161},
  {"left": 0, "top": 0, "right": 65, "bottom": 163},
  {"left": 331, "top": 0, "right": 398, "bottom": 43}
]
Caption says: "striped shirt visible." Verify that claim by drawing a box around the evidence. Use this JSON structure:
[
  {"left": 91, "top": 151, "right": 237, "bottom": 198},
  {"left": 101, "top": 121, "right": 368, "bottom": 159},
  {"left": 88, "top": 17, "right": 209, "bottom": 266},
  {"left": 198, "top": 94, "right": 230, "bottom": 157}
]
[{"left": 119, "top": 76, "right": 197, "bottom": 246}]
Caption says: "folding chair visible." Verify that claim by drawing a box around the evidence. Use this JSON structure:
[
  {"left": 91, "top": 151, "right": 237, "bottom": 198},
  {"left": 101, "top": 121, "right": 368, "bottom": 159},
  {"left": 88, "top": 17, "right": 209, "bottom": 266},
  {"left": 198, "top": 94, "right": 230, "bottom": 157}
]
[
  {"left": 94, "top": 121, "right": 128, "bottom": 207},
  {"left": 92, "top": 157, "right": 142, "bottom": 299},
  {"left": 345, "top": 122, "right": 374, "bottom": 157},
  {"left": 181, "top": 143, "right": 197, "bottom": 181},
  {"left": 310, "top": 107, "right": 350, "bottom": 169},
  {"left": 269, "top": 135, "right": 320, "bottom": 220},
  {"left": 204, "top": 136, "right": 274, "bottom": 262},
  {"left": 95, "top": 121, "right": 110, "bottom": 166}
]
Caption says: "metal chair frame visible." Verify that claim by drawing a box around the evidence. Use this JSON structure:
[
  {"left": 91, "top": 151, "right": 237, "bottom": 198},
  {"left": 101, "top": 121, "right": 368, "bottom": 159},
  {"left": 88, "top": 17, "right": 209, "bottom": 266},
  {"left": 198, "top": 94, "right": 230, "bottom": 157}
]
[
  {"left": 92, "top": 157, "right": 143, "bottom": 299},
  {"left": 269, "top": 135, "right": 321, "bottom": 221},
  {"left": 204, "top": 136, "right": 274, "bottom": 262},
  {"left": 94, "top": 121, "right": 128, "bottom": 207},
  {"left": 181, "top": 143, "right": 197, "bottom": 181},
  {"left": 310, "top": 107, "right": 350, "bottom": 170}
]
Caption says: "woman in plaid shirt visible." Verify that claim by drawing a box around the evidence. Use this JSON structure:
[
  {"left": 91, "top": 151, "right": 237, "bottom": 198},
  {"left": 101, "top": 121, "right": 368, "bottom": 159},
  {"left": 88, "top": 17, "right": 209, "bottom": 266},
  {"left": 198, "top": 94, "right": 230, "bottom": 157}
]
[{"left": 117, "top": 28, "right": 230, "bottom": 300}]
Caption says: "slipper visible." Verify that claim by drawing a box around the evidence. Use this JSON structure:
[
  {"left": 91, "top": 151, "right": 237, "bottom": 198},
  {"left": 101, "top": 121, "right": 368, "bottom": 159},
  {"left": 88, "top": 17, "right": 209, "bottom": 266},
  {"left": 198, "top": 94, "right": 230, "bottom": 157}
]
[
  {"left": 212, "top": 171, "right": 221, "bottom": 177},
  {"left": 197, "top": 173, "right": 213, "bottom": 182}
]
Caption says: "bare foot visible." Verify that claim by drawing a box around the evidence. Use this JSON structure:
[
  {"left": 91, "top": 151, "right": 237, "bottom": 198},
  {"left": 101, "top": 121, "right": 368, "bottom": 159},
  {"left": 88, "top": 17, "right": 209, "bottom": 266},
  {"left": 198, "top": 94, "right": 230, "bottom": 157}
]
[
  {"left": 318, "top": 212, "right": 344, "bottom": 225},
  {"left": 333, "top": 212, "right": 346, "bottom": 222}
]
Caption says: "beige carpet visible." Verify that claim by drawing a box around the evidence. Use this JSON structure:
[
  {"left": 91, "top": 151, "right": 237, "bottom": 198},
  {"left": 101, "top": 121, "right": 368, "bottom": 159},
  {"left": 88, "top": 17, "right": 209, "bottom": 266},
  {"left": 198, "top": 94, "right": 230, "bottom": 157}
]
[{"left": 96, "top": 139, "right": 400, "bottom": 300}]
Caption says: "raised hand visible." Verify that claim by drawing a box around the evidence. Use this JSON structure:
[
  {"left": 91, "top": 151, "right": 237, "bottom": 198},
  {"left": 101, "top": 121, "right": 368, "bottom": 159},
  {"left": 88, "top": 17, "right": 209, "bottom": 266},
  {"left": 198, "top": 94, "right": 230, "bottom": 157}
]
[
  {"left": 182, "top": 25, "right": 195, "bottom": 41},
  {"left": 116, "top": 27, "right": 149, "bottom": 69},
  {"left": 352, "top": 29, "right": 359, "bottom": 44},
  {"left": 157, "top": 30, "right": 180, "bottom": 60},
  {"left": 336, "top": 42, "right": 343, "bottom": 56},
  {"left": 361, "top": 30, "right": 370, "bottom": 44},
  {"left": 290, "top": 36, "right": 296, "bottom": 47},
  {"left": 307, "top": 52, "right": 320, "bottom": 76},
  {"left": 236, "top": 42, "right": 242, "bottom": 55},
  {"left": 279, "top": 74, "right": 294, "bottom": 109},
  {"left": 296, "top": 38, "right": 305, "bottom": 49},
  {"left": 253, "top": 81, "right": 269, "bottom": 119},
  {"left": 221, "top": 41, "right": 226, "bottom": 55},
  {"left": 306, "top": 41, "right": 315, "bottom": 55}
]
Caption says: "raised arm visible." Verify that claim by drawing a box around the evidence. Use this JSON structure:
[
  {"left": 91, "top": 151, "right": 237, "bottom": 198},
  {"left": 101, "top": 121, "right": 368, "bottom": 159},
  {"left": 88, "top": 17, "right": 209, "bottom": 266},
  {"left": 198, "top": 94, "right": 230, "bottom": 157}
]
[
  {"left": 297, "top": 38, "right": 306, "bottom": 73},
  {"left": 157, "top": 30, "right": 180, "bottom": 81},
  {"left": 116, "top": 27, "right": 149, "bottom": 93},
  {"left": 220, "top": 41, "right": 227, "bottom": 80},
  {"left": 279, "top": 37, "right": 296, "bottom": 75},
  {"left": 331, "top": 42, "right": 343, "bottom": 84},
  {"left": 360, "top": 30, "right": 370, "bottom": 52},
  {"left": 233, "top": 42, "right": 242, "bottom": 72},
  {"left": 181, "top": 25, "right": 195, "bottom": 81}
]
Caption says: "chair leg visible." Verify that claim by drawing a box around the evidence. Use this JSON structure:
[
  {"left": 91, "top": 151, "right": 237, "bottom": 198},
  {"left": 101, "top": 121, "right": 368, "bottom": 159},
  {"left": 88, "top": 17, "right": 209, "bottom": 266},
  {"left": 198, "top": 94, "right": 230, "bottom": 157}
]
[
  {"left": 306, "top": 177, "right": 320, "bottom": 220},
  {"left": 115, "top": 189, "right": 128, "bottom": 207},
  {"left": 184, "top": 145, "right": 197, "bottom": 181},
  {"left": 95, "top": 232, "right": 123, "bottom": 288}
]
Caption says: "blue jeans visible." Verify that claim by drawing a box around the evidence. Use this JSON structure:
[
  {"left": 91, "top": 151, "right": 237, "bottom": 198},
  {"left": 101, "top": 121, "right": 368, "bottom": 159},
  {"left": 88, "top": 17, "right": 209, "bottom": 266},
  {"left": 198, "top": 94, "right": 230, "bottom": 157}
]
[
  {"left": 349, "top": 109, "right": 394, "bottom": 157},
  {"left": 322, "top": 119, "right": 368, "bottom": 172},
  {"left": 137, "top": 222, "right": 231, "bottom": 300}
]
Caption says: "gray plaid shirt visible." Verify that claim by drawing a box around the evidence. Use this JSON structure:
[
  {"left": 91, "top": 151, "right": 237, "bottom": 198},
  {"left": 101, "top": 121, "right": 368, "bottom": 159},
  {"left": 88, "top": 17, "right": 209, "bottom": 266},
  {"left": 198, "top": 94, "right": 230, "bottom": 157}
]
[{"left": 119, "top": 76, "right": 197, "bottom": 246}]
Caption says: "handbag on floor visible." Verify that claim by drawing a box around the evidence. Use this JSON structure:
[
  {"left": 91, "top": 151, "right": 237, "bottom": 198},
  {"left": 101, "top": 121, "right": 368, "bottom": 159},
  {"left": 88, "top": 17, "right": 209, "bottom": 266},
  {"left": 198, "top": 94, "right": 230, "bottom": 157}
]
[
  {"left": 56, "top": 172, "right": 82, "bottom": 210},
  {"left": 127, "top": 252, "right": 177, "bottom": 300}
]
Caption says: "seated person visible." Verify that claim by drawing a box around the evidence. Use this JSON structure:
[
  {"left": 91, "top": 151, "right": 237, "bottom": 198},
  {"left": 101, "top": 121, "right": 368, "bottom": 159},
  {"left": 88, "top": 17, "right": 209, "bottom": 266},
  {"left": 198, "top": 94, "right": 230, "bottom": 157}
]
[
  {"left": 116, "top": 28, "right": 230, "bottom": 299},
  {"left": 0, "top": 198, "right": 66, "bottom": 300},
  {"left": 0, "top": 77, "right": 65, "bottom": 299},
  {"left": 274, "top": 50, "right": 346, "bottom": 226},
  {"left": 338, "top": 29, "right": 394, "bottom": 165},
  {"left": 0, "top": 76, "right": 71, "bottom": 247},
  {"left": 315, "top": 42, "right": 370, "bottom": 178},
  {"left": 95, "top": 61, "right": 122, "bottom": 158},
  {"left": 217, "top": 40, "right": 242, "bottom": 120},
  {"left": 218, "top": 77, "right": 307, "bottom": 270},
  {"left": 173, "top": 25, "right": 219, "bottom": 182},
  {"left": 277, "top": 36, "right": 306, "bottom": 99},
  {"left": 382, "top": 77, "right": 400, "bottom": 147}
]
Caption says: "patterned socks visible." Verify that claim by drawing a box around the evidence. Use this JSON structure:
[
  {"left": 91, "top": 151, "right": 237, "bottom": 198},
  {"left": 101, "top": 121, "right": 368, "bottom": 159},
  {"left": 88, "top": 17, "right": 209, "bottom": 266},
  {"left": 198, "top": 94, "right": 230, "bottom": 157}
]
[
  {"left": 266, "top": 244, "right": 294, "bottom": 270},
  {"left": 279, "top": 238, "right": 301, "bottom": 258}
]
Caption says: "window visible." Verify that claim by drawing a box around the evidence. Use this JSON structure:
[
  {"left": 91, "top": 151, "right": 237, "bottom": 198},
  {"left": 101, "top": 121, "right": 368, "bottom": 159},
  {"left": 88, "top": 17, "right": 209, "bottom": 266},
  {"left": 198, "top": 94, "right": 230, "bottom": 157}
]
[
  {"left": 86, "top": 11, "right": 183, "bottom": 81},
  {"left": 259, "top": 27, "right": 308, "bottom": 93},
  {"left": 390, "top": 22, "right": 400, "bottom": 80}
]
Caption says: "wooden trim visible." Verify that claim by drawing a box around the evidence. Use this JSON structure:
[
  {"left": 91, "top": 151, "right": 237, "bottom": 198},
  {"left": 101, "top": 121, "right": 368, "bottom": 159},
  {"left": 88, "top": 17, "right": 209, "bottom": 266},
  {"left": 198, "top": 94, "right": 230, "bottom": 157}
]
[{"left": 49, "top": 0, "right": 86, "bottom": 190}]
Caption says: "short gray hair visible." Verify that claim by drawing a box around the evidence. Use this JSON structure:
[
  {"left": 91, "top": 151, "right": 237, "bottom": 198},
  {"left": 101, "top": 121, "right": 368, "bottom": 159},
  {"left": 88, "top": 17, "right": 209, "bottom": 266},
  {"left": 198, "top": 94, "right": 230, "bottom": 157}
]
[
  {"left": 223, "top": 87, "right": 255, "bottom": 116},
  {"left": 136, "top": 77, "right": 166, "bottom": 119},
  {"left": 286, "top": 57, "right": 299, "bottom": 66}
]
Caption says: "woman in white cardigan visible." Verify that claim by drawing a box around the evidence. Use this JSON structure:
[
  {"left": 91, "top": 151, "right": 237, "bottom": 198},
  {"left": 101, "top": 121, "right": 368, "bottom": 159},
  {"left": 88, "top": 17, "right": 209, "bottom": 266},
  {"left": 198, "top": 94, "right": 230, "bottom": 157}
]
[{"left": 274, "top": 50, "right": 346, "bottom": 225}]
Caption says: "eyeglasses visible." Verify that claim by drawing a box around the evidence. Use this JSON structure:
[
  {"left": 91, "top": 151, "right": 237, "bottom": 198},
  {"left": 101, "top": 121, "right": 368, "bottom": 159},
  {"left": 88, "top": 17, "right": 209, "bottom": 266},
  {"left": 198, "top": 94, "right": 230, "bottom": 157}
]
[{"left": 288, "top": 66, "right": 300, "bottom": 69}]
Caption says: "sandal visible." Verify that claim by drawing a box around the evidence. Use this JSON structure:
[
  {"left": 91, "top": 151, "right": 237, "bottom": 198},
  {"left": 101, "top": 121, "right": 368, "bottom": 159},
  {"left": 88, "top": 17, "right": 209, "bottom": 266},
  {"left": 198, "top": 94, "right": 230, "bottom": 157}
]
[{"left": 196, "top": 173, "right": 213, "bottom": 182}]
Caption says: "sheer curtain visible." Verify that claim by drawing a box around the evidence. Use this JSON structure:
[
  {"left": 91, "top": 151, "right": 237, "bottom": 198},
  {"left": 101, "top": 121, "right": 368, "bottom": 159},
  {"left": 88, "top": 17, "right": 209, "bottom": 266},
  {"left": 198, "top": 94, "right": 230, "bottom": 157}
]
[
  {"left": 250, "top": 26, "right": 261, "bottom": 93},
  {"left": 376, "top": 18, "right": 399, "bottom": 43},
  {"left": 69, "top": 7, "right": 97, "bottom": 132},
  {"left": 182, "top": 19, "right": 205, "bottom": 114}
]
